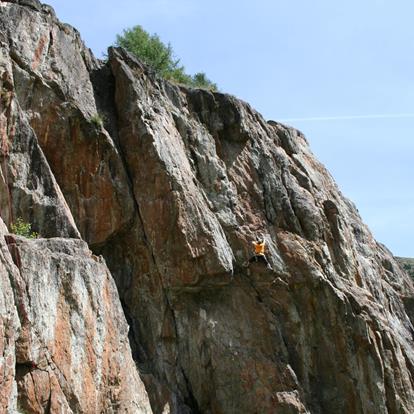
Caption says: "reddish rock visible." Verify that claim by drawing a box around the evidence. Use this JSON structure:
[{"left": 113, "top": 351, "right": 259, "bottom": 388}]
[
  {"left": 1, "top": 1, "right": 414, "bottom": 413},
  {"left": 2, "top": 229, "right": 152, "bottom": 413},
  {"left": 105, "top": 47, "right": 414, "bottom": 413},
  {"left": 2, "top": 0, "right": 135, "bottom": 245},
  {"left": 0, "top": 219, "right": 20, "bottom": 413}
]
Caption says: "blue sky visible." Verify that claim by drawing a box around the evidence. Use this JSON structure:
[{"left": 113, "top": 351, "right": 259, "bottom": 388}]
[{"left": 46, "top": 0, "right": 413, "bottom": 257}]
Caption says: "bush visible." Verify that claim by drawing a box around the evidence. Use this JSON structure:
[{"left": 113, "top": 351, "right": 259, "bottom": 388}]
[
  {"left": 115, "top": 25, "right": 217, "bottom": 91},
  {"left": 116, "top": 25, "right": 179, "bottom": 76},
  {"left": 10, "top": 218, "right": 38, "bottom": 239},
  {"left": 191, "top": 72, "right": 218, "bottom": 91},
  {"left": 90, "top": 113, "right": 105, "bottom": 128}
]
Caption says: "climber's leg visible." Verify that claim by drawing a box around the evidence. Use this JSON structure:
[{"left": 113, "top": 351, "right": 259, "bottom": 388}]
[{"left": 259, "top": 254, "right": 273, "bottom": 270}]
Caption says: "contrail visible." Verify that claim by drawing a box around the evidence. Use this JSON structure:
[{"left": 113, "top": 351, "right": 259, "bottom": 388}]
[{"left": 280, "top": 113, "right": 414, "bottom": 122}]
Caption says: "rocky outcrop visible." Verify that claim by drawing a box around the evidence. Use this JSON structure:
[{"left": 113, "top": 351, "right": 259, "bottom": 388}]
[
  {"left": 1, "top": 1, "right": 414, "bottom": 413},
  {"left": 0, "top": 0, "right": 134, "bottom": 245},
  {"left": 0, "top": 217, "right": 152, "bottom": 413},
  {"left": 1, "top": 3, "right": 152, "bottom": 411},
  {"left": 0, "top": 218, "right": 20, "bottom": 412},
  {"left": 102, "top": 47, "right": 414, "bottom": 413},
  {"left": 0, "top": 26, "right": 79, "bottom": 239}
]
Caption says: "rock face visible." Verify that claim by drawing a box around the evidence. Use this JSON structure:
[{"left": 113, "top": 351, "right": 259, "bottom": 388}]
[
  {"left": 1, "top": 2, "right": 152, "bottom": 412},
  {"left": 1, "top": 1, "right": 414, "bottom": 413},
  {"left": 5, "top": 229, "right": 151, "bottom": 413},
  {"left": 0, "top": 218, "right": 20, "bottom": 412}
]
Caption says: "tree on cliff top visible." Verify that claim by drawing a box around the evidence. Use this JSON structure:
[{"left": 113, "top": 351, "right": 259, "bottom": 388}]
[{"left": 115, "top": 25, "right": 217, "bottom": 91}]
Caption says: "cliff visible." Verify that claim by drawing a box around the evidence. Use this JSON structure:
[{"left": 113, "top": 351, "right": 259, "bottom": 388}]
[{"left": 1, "top": 1, "right": 414, "bottom": 413}]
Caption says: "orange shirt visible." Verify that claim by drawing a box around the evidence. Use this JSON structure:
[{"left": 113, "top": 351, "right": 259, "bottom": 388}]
[{"left": 253, "top": 241, "right": 265, "bottom": 255}]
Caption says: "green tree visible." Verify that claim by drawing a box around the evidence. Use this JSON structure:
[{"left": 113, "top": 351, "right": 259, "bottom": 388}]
[
  {"left": 115, "top": 26, "right": 217, "bottom": 91},
  {"left": 164, "top": 67, "right": 193, "bottom": 85},
  {"left": 116, "top": 25, "right": 179, "bottom": 76},
  {"left": 191, "top": 72, "right": 217, "bottom": 91}
]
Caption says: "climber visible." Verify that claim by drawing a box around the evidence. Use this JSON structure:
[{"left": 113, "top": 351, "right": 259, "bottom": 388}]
[{"left": 247, "top": 235, "right": 273, "bottom": 270}]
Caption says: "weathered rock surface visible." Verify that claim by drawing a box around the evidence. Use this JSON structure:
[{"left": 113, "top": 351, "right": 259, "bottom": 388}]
[
  {"left": 0, "top": 218, "right": 20, "bottom": 412},
  {"left": 0, "top": 217, "right": 152, "bottom": 413},
  {"left": 0, "top": 26, "right": 80, "bottom": 239},
  {"left": 1, "top": 1, "right": 414, "bottom": 413},
  {"left": 1, "top": 0, "right": 134, "bottom": 245}
]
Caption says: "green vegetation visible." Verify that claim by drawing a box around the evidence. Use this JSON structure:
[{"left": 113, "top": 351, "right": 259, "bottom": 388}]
[
  {"left": 115, "top": 25, "right": 217, "bottom": 91},
  {"left": 11, "top": 217, "right": 38, "bottom": 239},
  {"left": 396, "top": 257, "right": 414, "bottom": 280},
  {"left": 90, "top": 113, "right": 105, "bottom": 128}
]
